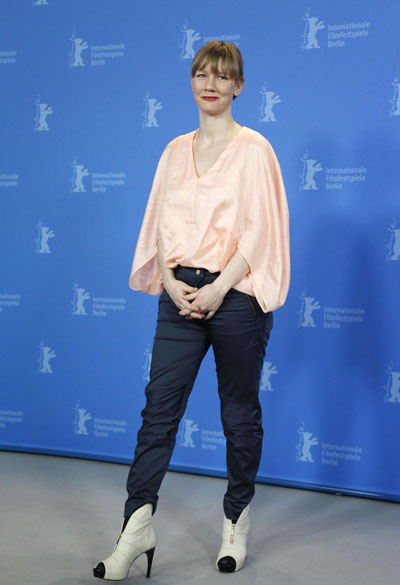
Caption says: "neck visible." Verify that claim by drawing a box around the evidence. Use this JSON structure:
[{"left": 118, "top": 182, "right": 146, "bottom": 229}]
[{"left": 196, "top": 110, "right": 240, "bottom": 143}]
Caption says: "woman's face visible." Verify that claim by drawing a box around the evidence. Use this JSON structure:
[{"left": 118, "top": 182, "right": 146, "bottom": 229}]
[{"left": 191, "top": 60, "right": 243, "bottom": 116}]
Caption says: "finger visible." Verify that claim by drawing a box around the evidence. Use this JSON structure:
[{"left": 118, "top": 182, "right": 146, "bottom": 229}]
[
  {"left": 189, "top": 303, "right": 205, "bottom": 314},
  {"left": 179, "top": 304, "right": 205, "bottom": 315},
  {"left": 189, "top": 311, "right": 204, "bottom": 319},
  {"left": 180, "top": 309, "right": 205, "bottom": 319},
  {"left": 204, "top": 311, "right": 215, "bottom": 321},
  {"left": 178, "top": 300, "right": 195, "bottom": 311},
  {"left": 181, "top": 284, "right": 198, "bottom": 293},
  {"left": 183, "top": 291, "right": 199, "bottom": 300}
]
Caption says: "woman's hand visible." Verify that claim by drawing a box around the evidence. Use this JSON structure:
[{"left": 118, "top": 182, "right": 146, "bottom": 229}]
[
  {"left": 179, "top": 281, "right": 226, "bottom": 321},
  {"left": 179, "top": 250, "right": 249, "bottom": 320},
  {"left": 164, "top": 278, "right": 202, "bottom": 317}
]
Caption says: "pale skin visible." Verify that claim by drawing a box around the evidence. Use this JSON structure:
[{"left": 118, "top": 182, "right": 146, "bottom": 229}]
[{"left": 158, "top": 61, "right": 249, "bottom": 320}]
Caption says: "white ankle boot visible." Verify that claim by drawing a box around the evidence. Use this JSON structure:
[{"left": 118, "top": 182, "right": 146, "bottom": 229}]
[
  {"left": 216, "top": 505, "right": 250, "bottom": 572},
  {"left": 93, "top": 503, "right": 156, "bottom": 580}
]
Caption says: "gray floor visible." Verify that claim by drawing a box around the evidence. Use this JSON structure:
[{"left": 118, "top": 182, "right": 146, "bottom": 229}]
[{"left": 0, "top": 452, "right": 398, "bottom": 585}]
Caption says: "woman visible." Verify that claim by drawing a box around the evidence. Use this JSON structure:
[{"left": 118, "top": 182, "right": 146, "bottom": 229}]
[{"left": 94, "top": 41, "right": 290, "bottom": 580}]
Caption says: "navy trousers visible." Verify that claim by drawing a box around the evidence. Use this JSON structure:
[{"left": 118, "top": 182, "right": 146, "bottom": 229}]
[{"left": 125, "top": 265, "right": 273, "bottom": 523}]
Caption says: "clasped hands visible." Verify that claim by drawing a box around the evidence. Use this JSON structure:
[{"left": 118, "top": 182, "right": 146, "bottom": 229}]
[{"left": 166, "top": 279, "right": 225, "bottom": 320}]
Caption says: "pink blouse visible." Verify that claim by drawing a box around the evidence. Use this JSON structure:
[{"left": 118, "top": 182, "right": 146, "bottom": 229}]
[{"left": 129, "top": 126, "right": 290, "bottom": 313}]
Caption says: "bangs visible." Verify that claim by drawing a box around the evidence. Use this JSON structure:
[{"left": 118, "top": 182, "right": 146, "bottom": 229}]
[
  {"left": 196, "top": 52, "right": 238, "bottom": 80},
  {"left": 191, "top": 41, "right": 244, "bottom": 81}
]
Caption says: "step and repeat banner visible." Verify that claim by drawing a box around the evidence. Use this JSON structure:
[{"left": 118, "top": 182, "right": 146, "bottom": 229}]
[{"left": 1, "top": 1, "right": 399, "bottom": 502}]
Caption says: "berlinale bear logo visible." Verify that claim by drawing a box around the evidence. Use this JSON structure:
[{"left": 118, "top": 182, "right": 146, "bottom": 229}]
[
  {"left": 34, "top": 97, "right": 53, "bottom": 131},
  {"left": 299, "top": 150, "right": 323, "bottom": 191},
  {"left": 69, "top": 32, "right": 88, "bottom": 67},
  {"left": 71, "top": 282, "right": 91, "bottom": 316},
  {"left": 260, "top": 362, "right": 278, "bottom": 392},
  {"left": 143, "top": 91, "right": 163, "bottom": 128},
  {"left": 142, "top": 346, "right": 152, "bottom": 381},
  {"left": 38, "top": 342, "right": 56, "bottom": 373},
  {"left": 386, "top": 219, "right": 400, "bottom": 261},
  {"left": 179, "top": 417, "right": 199, "bottom": 448},
  {"left": 301, "top": 10, "right": 325, "bottom": 51},
  {"left": 389, "top": 73, "right": 400, "bottom": 117},
  {"left": 259, "top": 83, "right": 281, "bottom": 123},
  {"left": 74, "top": 404, "right": 92, "bottom": 435},
  {"left": 296, "top": 424, "right": 319, "bottom": 463},
  {"left": 384, "top": 363, "right": 400, "bottom": 404},
  {"left": 180, "top": 23, "right": 201, "bottom": 60},
  {"left": 70, "top": 158, "right": 90, "bottom": 192},
  {"left": 36, "top": 221, "right": 55, "bottom": 254},
  {"left": 298, "top": 289, "right": 321, "bottom": 328}
]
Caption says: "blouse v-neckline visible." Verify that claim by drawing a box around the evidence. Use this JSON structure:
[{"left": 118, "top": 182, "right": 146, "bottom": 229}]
[{"left": 191, "top": 126, "right": 244, "bottom": 180}]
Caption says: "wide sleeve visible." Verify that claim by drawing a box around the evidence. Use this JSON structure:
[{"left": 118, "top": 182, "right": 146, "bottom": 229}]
[
  {"left": 128, "top": 145, "right": 170, "bottom": 294},
  {"left": 237, "top": 139, "right": 290, "bottom": 313}
]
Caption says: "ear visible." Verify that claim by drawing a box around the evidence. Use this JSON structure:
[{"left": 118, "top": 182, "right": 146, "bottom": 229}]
[{"left": 234, "top": 79, "right": 244, "bottom": 96}]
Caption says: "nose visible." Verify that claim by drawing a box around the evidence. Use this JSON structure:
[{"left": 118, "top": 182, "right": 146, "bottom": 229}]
[{"left": 205, "top": 75, "right": 216, "bottom": 91}]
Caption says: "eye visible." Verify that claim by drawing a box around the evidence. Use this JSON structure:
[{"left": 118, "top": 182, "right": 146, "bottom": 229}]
[
  {"left": 196, "top": 73, "right": 206, "bottom": 78},
  {"left": 218, "top": 75, "right": 228, "bottom": 80}
]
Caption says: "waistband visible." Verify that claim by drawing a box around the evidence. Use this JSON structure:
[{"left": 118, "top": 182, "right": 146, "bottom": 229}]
[
  {"left": 174, "top": 265, "right": 220, "bottom": 287},
  {"left": 175, "top": 265, "right": 220, "bottom": 277}
]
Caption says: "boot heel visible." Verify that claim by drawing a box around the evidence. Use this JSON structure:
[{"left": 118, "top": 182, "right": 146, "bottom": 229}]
[{"left": 145, "top": 547, "right": 155, "bottom": 578}]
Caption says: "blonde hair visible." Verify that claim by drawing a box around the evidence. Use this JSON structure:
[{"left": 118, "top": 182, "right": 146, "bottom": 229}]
[{"left": 191, "top": 41, "right": 244, "bottom": 95}]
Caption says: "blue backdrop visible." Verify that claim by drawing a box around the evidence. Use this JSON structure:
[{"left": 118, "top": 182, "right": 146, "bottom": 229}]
[{"left": 1, "top": 0, "right": 399, "bottom": 502}]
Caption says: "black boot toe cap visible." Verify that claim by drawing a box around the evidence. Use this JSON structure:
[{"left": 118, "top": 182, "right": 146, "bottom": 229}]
[
  {"left": 93, "top": 562, "right": 106, "bottom": 579},
  {"left": 218, "top": 556, "right": 236, "bottom": 572}
]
